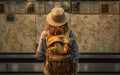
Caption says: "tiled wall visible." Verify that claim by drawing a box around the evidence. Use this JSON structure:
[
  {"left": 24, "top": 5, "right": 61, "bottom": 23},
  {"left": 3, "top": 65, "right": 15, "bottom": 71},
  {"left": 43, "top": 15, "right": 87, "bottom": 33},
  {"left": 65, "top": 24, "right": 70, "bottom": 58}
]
[
  {"left": 0, "top": 14, "right": 36, "bottom": 52},
  {"left": 70, "top": 14, "right": 120, "bottom": 52},
  {"left": 0, "top": 1, "right": 120, "bottom": 52},
  {"left": 0, "top": 14, "right": 119, "bottom": 52}
]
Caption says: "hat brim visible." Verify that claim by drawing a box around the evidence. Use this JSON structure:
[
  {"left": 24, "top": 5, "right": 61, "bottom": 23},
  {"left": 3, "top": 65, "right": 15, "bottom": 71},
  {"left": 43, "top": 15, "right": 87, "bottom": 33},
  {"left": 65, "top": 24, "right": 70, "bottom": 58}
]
[{"left": 46, "top": 12, "right": 69, "bottom": 27}]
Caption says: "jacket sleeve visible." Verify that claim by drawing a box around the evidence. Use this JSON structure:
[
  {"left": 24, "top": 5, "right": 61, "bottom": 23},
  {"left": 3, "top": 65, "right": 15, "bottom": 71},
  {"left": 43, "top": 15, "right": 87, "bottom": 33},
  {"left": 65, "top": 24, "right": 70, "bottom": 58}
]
[
  {"left": 70, "top": 32, "right": 80, "bottom": 59},
  {"left": 35, "top": 31, "right": 47, "bottom": 59}
]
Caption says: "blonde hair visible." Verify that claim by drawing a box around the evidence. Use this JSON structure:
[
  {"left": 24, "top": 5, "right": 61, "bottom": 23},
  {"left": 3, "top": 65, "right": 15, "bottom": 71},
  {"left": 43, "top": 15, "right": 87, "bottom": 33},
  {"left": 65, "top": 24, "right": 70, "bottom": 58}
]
[{"left": 46, "top": 23, "right": 68, "bottom": 36}]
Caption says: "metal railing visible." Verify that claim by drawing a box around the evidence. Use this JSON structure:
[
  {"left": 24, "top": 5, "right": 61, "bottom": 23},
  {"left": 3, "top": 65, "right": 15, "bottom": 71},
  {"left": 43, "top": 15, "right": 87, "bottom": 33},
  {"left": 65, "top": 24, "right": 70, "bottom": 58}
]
[{"left": 0, "top": 53, "right": 120, "bottom": 74}]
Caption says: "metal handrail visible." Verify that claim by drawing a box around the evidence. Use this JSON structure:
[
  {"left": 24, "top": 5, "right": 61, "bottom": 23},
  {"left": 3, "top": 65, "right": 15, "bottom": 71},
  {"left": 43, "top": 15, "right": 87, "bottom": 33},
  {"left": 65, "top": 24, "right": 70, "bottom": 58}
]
[
  {"left": 0, "top": 53, "right": 120, "bottom": 74},
  {"left": 0, "top": 57, "right": 120, "bottom": 63},
  {"left": 0, "top": 53, "right": 120, "bottom": 63},
  {"left": 1, "top": 52, "right": 120, "bottom": 55}
]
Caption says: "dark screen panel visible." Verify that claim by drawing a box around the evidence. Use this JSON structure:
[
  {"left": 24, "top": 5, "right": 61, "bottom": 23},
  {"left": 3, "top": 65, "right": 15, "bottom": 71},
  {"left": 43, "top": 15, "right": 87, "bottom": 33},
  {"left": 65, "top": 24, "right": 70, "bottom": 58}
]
[
  {"left": 101, "top": 4, "right": 108, "bottom": 13},
  {"left": 0, "top": 4, "right": 5, "bottom": 13},
  {"left": 26, "top": 2, "right": 35, "bottom": 13}
]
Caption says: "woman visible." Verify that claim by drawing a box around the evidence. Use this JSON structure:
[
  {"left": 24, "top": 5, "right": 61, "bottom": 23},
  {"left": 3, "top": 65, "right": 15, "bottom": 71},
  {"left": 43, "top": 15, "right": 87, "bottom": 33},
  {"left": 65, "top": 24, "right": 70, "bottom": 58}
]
[{"left": 36, "top": 7, "right": 79, "bottom": 75}]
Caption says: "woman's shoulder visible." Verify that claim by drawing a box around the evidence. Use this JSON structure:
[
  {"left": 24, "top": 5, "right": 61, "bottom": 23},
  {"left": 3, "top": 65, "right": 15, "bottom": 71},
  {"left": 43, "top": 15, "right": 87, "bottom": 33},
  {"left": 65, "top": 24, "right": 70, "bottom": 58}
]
[
  {"left": 40, "top": 30, "right": 48, "bottom": 38},
  {"left": 69, "top": 30, "right": 76, "bottom": 38},
  {"left": 41, "top": 30, "right": 47, "bottom": 35}
]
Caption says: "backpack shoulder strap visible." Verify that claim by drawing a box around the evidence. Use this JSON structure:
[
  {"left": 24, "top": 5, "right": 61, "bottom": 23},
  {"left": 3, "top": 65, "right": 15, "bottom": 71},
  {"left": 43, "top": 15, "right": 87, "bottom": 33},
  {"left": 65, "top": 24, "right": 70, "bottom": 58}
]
[
  {"left": 65, "top": 29, "right": 71, "bottom": 38},
  {"left": 45, "top": 29, "right": 52, "bottom": 38}
]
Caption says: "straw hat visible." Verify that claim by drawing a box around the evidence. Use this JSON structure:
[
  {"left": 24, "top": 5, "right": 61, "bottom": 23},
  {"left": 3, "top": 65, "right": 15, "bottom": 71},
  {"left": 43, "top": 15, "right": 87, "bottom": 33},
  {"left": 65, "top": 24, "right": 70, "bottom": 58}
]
[{"left": 46, "top": 7, "right": 69, "bottom": 27}]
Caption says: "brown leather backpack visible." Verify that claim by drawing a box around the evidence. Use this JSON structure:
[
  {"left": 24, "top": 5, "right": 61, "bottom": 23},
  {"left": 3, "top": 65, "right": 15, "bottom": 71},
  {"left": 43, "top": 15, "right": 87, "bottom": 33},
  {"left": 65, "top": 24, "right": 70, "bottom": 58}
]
[{"left": 45, "top": 29, "right": 74, "bottom": 75}]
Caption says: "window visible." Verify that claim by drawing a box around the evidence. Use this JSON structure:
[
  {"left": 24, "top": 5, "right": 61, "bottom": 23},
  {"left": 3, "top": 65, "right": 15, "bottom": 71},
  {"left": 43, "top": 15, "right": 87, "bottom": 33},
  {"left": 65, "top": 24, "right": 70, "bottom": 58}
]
[
  {"left": 26, "top": 2, "right": 35, "bottom": 13},
  {"left": 36, "top": 2, "right": 45, "bottom": 13},
  {"left": 6, "top": 1, "right": 15, "bottom": 13},
  {"left": 45, "top": 2, "right": 54, "bottom": 13},
  {"left": 101, "top": 4, "right": 109, "bottom": 13},
  {"left": 0, "top": 4, "right": 5, "bottom": 13},
  {"left": 16, "top": 1, "right": 26, "bottom": 13},
  {"left": 70, "top": 2, "right": 80, "bottom": 13},
  {"left": 80, "top": 2, "right": 89, "bottom": 13},
  {"left": 62, "top": 2, "right": 70, "bottom": 13},
  {"left": 109, "top": 2, "right": 119, "bottom": 13},
  {"left": 89, "top": 2, "right": 99, "bottom": 13},
  {"left": 6, "top": 14, "right": 15, "bottom": 22}
]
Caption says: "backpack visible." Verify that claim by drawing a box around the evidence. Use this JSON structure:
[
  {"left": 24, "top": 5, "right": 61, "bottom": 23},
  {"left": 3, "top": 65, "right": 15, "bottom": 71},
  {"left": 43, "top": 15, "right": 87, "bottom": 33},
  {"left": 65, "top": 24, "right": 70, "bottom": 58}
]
[{"left": 45, "top": 29, "right": 74, "bottom": 75}]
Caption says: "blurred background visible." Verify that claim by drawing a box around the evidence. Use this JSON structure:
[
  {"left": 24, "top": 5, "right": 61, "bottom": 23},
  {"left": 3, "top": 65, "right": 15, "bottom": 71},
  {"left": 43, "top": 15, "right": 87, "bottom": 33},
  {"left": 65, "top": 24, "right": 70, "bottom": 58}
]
[{"left": 0, "top": 0, "right": 120, "bottom": 75}]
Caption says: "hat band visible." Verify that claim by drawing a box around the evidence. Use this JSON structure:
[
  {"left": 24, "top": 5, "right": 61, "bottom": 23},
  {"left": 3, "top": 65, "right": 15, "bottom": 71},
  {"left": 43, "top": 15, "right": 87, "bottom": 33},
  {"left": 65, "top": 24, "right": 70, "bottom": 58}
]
[{"left": 51, "top": 13, "right": 65, "bottom": 23}]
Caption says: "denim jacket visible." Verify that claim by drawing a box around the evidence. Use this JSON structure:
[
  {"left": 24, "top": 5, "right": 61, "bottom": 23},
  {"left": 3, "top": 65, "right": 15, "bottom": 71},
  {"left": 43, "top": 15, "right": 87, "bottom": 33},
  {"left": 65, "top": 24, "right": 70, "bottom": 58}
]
[{"left": 36, "top": 30, "right": 80, "bottom": 59}]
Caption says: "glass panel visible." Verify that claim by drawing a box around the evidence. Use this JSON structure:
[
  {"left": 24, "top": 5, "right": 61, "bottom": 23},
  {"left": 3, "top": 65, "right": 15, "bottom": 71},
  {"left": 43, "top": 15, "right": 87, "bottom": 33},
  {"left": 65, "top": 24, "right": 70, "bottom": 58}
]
[
  {"left": 6, "top": 1, "right": 15, "bottom": 13},
  {"left": 6, "top": 14, "right": 15, "bottom": 22},
  {"left": 16, "top": 1, "right": 26, "bottom": 13},
  {"left": 7, "top": 63, "right": 44, "bottom": 72},
  {"left": 0, "top": 3, "right": 5, "bottom": 13},
  {"left": 2, "top": 62, "right": 120, "bottom": 72},
  {"left": 109, "top": 2, "right": 119, "bottom": 13},
  {"left": 89, "top": 2, "right": 99, "bottom": 13},
  {"left": 80, "top": 2, "right": 89, "bottom": 13},
  {"left": 54, "top": 2, "right": 61, "bottom": 7},
  {"left": 26, "top": 2, "right": 35, "bottom": 13},
  {"left": 36, "top": 1, "right": 45, "bottom": 13},
  {"left": 78, "top": 63, "right": 120, "bottom": 72},
  {"left": 45, "top": 2, "right": 54, "bottom": 13},
  {"left": 101, "top": 4, "right": 109, "bottom": 13},
  {"left": 0, "top": 63, "right": 6, "bottom": 72},
  {"left": 70, "top": 1, "right": 80, "bottom": 13},
  {"left": 62, "top": 2, "right": 70, "bottom": 13}
]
